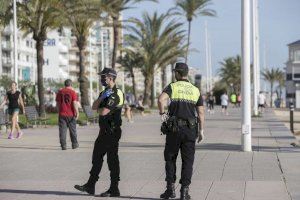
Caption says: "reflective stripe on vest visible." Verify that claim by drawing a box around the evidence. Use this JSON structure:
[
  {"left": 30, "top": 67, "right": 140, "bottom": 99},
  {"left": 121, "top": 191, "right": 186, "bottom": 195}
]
[
  {"left": 117, "top": 89, "right": 124, "bottom": 107},
  {"left": 170, "top": 81, "right": 200, "bottom": 104}
]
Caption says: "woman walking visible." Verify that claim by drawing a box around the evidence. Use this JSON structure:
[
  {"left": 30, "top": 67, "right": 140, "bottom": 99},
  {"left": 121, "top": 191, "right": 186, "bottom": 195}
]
[{"left": 0, "top": 82, "right": 25, "bottom": 139}]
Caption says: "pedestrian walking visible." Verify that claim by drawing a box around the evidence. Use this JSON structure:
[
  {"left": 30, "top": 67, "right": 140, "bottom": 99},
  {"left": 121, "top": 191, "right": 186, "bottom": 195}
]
[
  {"left": 221, "top": 91, "right": 229, "bottom": 115},
  {"left": 55, "top": 79, "right": 79, "bottom": 150},
  {"left": 0, "top": 82, "right": 25, "bottom": 139},
  {"left": 158, "top": 62, "right": 205, "bottom": 200},
  {"left": 136, "top": 95, "right": 145, "bottom": 116},
  {"left": 237, "top": 93, "right": 242, "bottom": 107},
  {"left": 124, "top": 93, "right": 134, "bottom": 123},
  {"left": 230, "top": 92, "right": 237, "bottom": 107},
  {"left": 207, "top": 91, "right": 215, "bottom": 114},
  {"left": 258, "top": 91, "right": 266, "bottom": 113},
  {"left": 74, "top": 68, "right": 124, "bottom": 197}
]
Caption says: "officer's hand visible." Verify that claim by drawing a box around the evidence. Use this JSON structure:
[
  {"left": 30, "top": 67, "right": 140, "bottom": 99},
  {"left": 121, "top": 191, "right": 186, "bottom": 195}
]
[
  {"left": 99, "top": 89, "right": 113, "bottom": 100},
  {"left": 197, "top": 129, "right": 204, "bottom": 143},
  {"left": 160, "top": 113, "right": 168, "bottom": 122}
]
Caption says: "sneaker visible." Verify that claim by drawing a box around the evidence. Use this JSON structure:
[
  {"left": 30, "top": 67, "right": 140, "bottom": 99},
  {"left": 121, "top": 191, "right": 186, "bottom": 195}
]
[
  {"left": 61, "top": 146, "right": 67, "bottom": 150},
  {"left": 16, "top": 132, "right": 23, "bottom": 139},
  {"left": 8, "top": 133, "right": 14, "bottom": 139}
]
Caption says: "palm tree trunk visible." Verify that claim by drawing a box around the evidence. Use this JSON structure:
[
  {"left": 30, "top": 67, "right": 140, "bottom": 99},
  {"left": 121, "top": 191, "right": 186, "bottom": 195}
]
[
  {"left": 171, "top": 62, "right": 176, "bottom": 82},
  {"left": 161, "top": 67, "right": 166, "bottom": 91},
  {"left": 185, "top": 20, "right": 191, "bottom": 64},
  {"left": 36, "top": 39, "right": 45, "bottom": 115},
  {"left": 130, "top": 68, "right": 137, "bottom": 101},
  {"left": 112, "top": 16, "right": 119, "bottom": 69},
  {"left": 143, "top": 75, "right": 152, "bottom": 106},
  {"left": 270, "top": 82, "right": 273, "bottom": 108},
  {"left": 77, "top": 43, "right": 89, "bottom": 106},
  {"left": 0, "top": 30, "right": 2, "bottom": 75}
]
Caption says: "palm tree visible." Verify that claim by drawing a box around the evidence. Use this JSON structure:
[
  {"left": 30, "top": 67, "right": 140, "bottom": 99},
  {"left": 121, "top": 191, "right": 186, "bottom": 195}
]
[
  {"left": 0, "top": 0, "right": 11, "bottom": 28},
  {"left": 126, "top": 12, "right": 185, "bottom": 107},
  {"left": 17, "top": 0, "right": 62, "bottom": 115},
  {"left": 103, "top": 0, "right": 157, "bottom": 69},
  {"left": 60, "top": 0, "right": 104, "bottom": 106},
  {"left": 218, "top": 55, "right": 241, "bottom": 92},
  {"left": 117, "top": 49, "right": 143, "bottom": 100},
  {"left": 175, "top": 0, "right": 216, "bottom": 63},
  {"left": 261, "top": 68, "right": 281, "bottom": 108}
]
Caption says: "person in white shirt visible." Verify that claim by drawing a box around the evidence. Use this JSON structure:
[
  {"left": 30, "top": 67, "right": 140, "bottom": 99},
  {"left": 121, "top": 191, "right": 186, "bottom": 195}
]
[
  {"left": 258, "top": 91, "right": 266, "bottom": 113},
  {"left": 220, "top": 91, "right": 229, "bottom": 115}
]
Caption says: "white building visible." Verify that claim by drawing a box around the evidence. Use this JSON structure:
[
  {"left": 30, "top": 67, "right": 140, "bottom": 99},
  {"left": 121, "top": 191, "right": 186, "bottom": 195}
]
[
  {"left": 286, "top": 40, "right": 300, "bottom": 108},
  {"left": 43, "top": 30, "right": 69, "bottom": 81},
  {"left": 0, "top": 22, "right": 36, "bottom": 82}
]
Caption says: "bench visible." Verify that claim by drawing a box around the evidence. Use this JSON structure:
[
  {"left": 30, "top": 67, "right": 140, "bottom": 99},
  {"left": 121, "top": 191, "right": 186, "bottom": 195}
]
[
  {"left": 83, "top": 105, "right": 97, "bottom": 124},
  {"left": 0, "top": 109, "right": 9, "bottom": 133},
  {"left": 24, "top": 106, "right": 48, "bottom": 128}
]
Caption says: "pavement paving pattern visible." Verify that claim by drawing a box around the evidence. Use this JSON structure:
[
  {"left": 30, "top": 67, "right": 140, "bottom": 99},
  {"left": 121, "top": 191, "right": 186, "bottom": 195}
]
[{"left": 1, "top": 107, "right": 300, "bottom": 200}]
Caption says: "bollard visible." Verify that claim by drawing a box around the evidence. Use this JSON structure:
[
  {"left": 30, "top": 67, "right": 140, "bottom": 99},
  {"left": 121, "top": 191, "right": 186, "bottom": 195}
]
[{"left": 290, "top": 102, "right": 294, "bottom": 133}]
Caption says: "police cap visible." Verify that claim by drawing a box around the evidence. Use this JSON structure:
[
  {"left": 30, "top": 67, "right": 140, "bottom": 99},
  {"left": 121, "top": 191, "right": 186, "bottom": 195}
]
[
  {"left": 98, "top": 67, "right": 117, "bottom": 77},
  {"left": 173, "top": 62, "right": 189, "bottom": 73}
]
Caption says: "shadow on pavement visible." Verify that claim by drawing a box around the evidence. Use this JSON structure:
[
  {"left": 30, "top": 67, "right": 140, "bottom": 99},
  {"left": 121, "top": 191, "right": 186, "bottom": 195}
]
[
  {"left": 0, "top": 189, "right": 88, "bottom": 196},
  {"left": 196, "top": 143, "right": 299, "bottom": 153},
  {"left": 105, "top": 196, "right": 161, "bottom": 200}
]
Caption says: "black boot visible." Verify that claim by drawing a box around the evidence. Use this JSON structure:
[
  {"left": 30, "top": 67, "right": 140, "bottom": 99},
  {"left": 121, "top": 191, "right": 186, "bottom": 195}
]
[
  {"left": 180, "top": 186, "right": 191, "bottom": 200},
  {"left": 160, "top": 182, "right": 176, "bottom": 199},
  {"left": 100, "top": 182, "right": 120, "bottom": 197},
  {"left": 74, "top": 183, "right": 95, "bottom": 195},
  {"left": 74, "top": 176, "right": 96, "bottom": 195}
]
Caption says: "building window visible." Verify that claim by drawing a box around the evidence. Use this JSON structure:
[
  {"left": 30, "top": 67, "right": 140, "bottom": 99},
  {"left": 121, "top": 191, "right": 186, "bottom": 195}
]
[
  {"left": 26, "top": 55, "right": 29, "bottom": 62},
  {"left": 26, "top": 40, "right": 30, "bottom": 47},
  {"left": 294, "top": 73, "right": 300, "bottom": 79},
  {"left": 286, "top": 93, "right": 295, "bottom": 98},
  {"left": 294, "top": 50, "right": 300, "bottom": 62},
  {"left": 287, "top": 74, "right": 292, "bottom": 80}
]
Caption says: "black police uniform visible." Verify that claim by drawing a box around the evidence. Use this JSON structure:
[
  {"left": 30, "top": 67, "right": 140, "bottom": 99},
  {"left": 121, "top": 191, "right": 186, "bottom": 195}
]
[
  {"left": 86, "top": 85, "right": 124, "bottom": 195},
  {"left": 163, "top": 79, "right": 203, "bottom": 187}
]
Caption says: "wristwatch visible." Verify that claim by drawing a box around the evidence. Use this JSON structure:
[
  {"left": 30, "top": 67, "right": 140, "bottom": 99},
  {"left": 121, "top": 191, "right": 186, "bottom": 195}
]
[{"left": 159, "top": 112, "right": 165, "bottom": 115}]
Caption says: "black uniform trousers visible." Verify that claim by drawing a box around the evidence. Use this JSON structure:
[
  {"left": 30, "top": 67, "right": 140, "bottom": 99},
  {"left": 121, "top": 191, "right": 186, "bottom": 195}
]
[
  {"left": 164, "top": 125, "right": 196, "bottom": 186},
  {"left": 89, "top": 125, "right": 121, "bottom": 184}
]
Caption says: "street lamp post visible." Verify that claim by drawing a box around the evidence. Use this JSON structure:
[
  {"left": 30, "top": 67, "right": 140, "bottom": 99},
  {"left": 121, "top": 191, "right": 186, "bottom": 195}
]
[
  {"left": 89, "top": 30, "right": 93, "bottom": 106},
  {"left": 241, "top": 0, "right": 252, "bottom": 152},
  {"left": 13, "top": 0, "right": 18, "bottom": 84},
  {"left": 205, "top": 21, "right": 209, "bottom": 93},
  {"left": 252, "top": 0, "right": 258, "bottom": 116}
]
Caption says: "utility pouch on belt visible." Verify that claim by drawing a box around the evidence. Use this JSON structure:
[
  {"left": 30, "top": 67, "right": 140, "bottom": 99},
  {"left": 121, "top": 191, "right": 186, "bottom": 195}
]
[
  {"left": 168, "top": 116, "right": 178, "bottom": 133},
  {"left": 187, "top": 118, "right": 197, "bottom": 129}
]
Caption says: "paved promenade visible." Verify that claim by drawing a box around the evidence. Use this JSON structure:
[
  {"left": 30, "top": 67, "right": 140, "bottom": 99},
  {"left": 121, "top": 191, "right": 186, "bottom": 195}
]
[{"left": 1, "top": 107, "right": 300, "bottom": 200}]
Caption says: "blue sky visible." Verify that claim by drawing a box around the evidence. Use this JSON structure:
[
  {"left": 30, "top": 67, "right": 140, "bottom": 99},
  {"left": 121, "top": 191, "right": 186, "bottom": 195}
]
[{"left": 123, "top": 0, "right": 300, "bottom": 76}]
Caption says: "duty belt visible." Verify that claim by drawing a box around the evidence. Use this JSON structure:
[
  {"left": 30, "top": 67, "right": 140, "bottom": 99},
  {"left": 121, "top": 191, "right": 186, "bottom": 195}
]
[{"left": 177, "top": 119, "right": 189, "bottom": 126}]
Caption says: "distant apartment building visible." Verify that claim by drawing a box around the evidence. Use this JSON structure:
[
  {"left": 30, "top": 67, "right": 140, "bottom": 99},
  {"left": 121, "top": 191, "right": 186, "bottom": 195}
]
[
  {"left": 286, "top": 40, "right": 300, "bottom": 108},
  {"left": 0, "top": 22, "right": 37, "bottom": 81}
]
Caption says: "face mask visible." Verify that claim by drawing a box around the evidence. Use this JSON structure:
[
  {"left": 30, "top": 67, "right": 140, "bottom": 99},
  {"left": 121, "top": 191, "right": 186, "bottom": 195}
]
[{"left": 101, "top": 78, "right": 108, "bottom": 87}]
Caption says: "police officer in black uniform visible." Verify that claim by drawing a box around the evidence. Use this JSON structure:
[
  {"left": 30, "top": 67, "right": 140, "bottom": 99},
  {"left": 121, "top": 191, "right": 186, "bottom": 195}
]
[
  {"left": 74, "top": 68, "right": 124, "bottom": 197},
  {"left": 158, "top": 63, "right": 205, "bottom": 200}
]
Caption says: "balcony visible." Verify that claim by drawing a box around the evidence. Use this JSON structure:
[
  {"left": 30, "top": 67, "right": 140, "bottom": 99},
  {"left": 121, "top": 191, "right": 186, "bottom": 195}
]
[
  {"left": 58, "top": 43, "right": 68, "bottom": 53},
  {"left": 2, "top": 57, "right": 12, "bottom": 66},
  {"left": 2, "top": 26, "right": 12, "bottom": 35},
  {"left": 1, "top": 42, "right": 12, "bottom": 50},
  {"left": 59, "top": 55, "right": 68, "bottom": 66}
]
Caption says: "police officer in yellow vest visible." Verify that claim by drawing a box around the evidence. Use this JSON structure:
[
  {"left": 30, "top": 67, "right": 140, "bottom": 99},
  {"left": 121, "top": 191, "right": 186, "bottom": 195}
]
[
  {"left": 158, "top": 63, "right": 205, "bottom": 200},
  {"left": 75, "top": 68, "right": 124, "bottom": 197}
]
